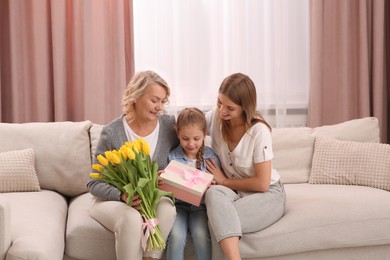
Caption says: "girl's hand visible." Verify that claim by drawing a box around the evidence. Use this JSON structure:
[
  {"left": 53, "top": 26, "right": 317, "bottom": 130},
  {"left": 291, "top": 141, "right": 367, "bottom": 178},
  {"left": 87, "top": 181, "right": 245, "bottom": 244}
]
[
  {"left": 206, "top": 159, "right": 227, "bottom": 185},
  {"left": 157, "top": 170, "right": 164, "bottom": 186},
  {"left": 121, "top": 193, "right": 142, "bottom": 210}
]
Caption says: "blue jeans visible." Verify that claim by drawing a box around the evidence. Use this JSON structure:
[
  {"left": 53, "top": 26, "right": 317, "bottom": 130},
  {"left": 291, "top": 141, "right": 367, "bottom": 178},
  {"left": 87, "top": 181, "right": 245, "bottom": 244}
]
[{"left": 167, "top": 200, "right": 211, "bottom": 260}]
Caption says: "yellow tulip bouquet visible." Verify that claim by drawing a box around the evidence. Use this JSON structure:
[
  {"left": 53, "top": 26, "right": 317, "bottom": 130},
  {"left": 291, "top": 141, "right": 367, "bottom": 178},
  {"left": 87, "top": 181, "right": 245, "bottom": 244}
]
[{"left": 90, "top": 138, "right": 173, "bottom": 251}]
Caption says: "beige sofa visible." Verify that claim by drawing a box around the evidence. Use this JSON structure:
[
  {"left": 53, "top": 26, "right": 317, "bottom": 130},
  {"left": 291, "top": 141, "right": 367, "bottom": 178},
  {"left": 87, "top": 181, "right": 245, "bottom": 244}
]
[{"left": 0, "top": 117, "right": 390, "bottom": 260}]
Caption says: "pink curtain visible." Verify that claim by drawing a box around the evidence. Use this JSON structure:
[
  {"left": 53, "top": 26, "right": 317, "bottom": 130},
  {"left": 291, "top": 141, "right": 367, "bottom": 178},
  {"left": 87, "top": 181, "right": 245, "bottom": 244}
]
[
  {"left": 0, "top": 0, "right": 134, "bottom": 124},
  {"left": 308, "top": 0, "right": 388, "bottom": 142}
]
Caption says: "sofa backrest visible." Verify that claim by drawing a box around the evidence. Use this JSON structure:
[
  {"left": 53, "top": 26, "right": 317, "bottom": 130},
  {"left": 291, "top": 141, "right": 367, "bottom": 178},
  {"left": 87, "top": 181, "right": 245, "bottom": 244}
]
[
  {"left": 272, "top": 117, "right": 380, "bottom": 184},
  {"left": 88, "top": 117, "right": 380, "bottom": 186},
  {"left": 0, "top": 121, "right": 93, "bottom": 197}
]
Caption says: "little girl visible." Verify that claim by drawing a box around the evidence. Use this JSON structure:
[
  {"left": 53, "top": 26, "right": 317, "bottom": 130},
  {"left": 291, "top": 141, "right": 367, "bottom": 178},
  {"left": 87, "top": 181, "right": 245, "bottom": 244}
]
[{"left": 167, "top": 107, "right": 221, "bottom": 260}]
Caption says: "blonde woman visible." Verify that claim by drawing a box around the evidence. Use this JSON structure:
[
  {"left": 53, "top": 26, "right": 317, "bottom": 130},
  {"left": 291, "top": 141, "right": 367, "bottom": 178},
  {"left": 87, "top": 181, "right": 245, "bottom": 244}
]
[
  {"left": 205, "top": 73, "right": 286, "bottom": 260},
  {"left": 87, "top": 71, "right": 179, "bottom": 260}
]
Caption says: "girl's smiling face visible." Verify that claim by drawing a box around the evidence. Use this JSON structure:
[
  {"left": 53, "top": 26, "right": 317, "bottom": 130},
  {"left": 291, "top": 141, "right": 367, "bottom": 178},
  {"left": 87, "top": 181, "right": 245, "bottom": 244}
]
[{"left": 178, "top": 124, "right": 205, "bottom": 159}]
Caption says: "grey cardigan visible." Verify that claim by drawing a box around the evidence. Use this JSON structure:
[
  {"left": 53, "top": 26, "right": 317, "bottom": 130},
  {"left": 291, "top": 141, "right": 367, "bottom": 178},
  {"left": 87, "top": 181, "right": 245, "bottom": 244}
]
[{"left": 87, "top": 114, "right": 179, "bottom": 201}]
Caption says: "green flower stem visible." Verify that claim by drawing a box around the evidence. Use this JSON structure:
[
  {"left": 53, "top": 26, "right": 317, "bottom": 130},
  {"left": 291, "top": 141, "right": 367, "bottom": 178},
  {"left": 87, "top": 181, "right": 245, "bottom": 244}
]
[{"left": 105, "top": 165, "right": 127, "bottom": 187}]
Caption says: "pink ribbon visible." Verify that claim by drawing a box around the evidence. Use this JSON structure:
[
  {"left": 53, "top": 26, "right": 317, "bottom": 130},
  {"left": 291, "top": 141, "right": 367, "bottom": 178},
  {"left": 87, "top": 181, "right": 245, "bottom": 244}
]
[
  {"left": 166, "top": 165, "right": 209, "bottom": 188},
  {"left": 141, "top": 217, "right": 158, "bottom": 251},
  {"left": 184, "top": 169, "right": 208, "bottom": 187}
]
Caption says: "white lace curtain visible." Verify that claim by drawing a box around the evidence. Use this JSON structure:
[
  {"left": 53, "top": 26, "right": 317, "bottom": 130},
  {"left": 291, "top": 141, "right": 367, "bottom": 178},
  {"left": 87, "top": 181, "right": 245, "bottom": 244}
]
[{"left": 133, "top": 0, "right": 309, "bottom": 127}]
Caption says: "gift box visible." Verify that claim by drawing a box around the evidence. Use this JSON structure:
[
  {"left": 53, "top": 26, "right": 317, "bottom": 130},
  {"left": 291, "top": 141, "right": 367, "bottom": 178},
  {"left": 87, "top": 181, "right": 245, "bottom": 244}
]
[{"left": 160, "top": 160, "right": 214, "bottom": 206}]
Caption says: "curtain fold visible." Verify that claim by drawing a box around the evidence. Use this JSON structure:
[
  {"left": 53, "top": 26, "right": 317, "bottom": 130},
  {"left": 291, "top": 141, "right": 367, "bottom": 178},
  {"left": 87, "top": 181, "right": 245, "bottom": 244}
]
[
  {"left": 308, "top": 0, "right": 388, "bottom": 142},
  {"left": 0, "top": 0, "right": 134, "bottom": 124}
]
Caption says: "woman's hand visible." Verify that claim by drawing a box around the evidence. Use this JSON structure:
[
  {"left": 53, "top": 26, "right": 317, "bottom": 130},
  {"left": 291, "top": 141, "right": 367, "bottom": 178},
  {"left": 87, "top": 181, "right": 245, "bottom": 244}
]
[
  {"left": 206, "top": 159, "right": 227, "bottom": 185},
  {"left": 121, "top": 193, "right": 142, "bottom": 210}
]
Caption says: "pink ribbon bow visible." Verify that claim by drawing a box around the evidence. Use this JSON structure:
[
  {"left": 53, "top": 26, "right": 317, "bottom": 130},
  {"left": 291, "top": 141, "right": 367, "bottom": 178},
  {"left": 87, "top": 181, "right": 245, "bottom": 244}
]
[
  {"left": 184, "top": 169, "right": 207, "bottom": 188},
  {"left": 165, "top": 164, "right": 209, "bottom": 189},
  {"left": 141, "top": 217, "right": 158, "bottom": 251}
]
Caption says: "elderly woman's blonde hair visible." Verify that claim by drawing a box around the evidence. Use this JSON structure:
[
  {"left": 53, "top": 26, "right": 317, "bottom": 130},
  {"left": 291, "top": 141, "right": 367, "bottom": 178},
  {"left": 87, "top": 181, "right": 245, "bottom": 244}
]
[{"left": 122, "top": 70, "right": 170, "bottom": 121}]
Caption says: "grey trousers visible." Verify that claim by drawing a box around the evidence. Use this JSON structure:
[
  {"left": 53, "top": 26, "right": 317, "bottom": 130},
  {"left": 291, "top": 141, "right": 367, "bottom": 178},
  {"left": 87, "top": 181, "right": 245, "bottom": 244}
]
[{"left": 205, "top": 181, "right": 286, "bottom": 258}]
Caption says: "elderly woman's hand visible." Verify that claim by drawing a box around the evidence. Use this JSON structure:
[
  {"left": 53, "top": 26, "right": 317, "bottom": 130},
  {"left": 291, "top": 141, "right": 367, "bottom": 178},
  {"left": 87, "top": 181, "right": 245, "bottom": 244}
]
[{"left": 121, "top": 193, "right": 142, "bottom": 210}]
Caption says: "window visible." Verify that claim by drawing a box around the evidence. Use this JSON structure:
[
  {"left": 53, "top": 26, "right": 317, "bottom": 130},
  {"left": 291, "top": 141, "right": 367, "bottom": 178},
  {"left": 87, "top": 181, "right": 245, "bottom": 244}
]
[{"left": 134, "top": 0, "right": 309, "bottom": 127}]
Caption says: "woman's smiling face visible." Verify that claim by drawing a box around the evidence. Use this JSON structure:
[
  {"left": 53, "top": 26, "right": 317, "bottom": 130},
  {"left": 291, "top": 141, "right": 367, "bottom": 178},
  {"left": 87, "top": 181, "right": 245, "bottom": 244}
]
[
  {"left": 217, "top": 93, "right": 244, "bottom": 121},
  {"left": 134, "top": 83, "right": 168, "bottom": 121}
]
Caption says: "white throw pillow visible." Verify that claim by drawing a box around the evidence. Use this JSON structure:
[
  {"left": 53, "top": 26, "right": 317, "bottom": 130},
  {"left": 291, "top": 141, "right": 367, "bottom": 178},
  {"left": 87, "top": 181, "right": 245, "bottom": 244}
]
[
  {"left": 309, "top": 137, "right": 390, "bottom": 191},
  {"left": 0, "top": 148, "right": 40, "bottom": 192}
]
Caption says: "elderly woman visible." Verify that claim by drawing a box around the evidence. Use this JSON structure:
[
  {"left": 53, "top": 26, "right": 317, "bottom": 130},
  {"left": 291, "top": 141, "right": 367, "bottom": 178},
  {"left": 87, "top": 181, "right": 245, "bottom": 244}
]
[{"left": 87, "top": 70, "right": 179, "bottom": 260}]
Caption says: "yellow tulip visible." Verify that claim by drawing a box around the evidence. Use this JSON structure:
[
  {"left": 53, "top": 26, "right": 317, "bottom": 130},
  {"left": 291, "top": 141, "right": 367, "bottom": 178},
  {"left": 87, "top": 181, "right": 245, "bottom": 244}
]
[
  {"left": 104, "top": 151, "right": 113, "bottom": 161},
  {"left": 92, "top": 164, "right": 104, "bottom": 172},
  {"left": 105, "top": 151, "right": 121, "bottom": 165},
  {"left": 89, "top": 172, "right": 103, "bottom": 179},
  {"left": 113, "top": 154, "right": 121, "bottom": 164},
  {"left": 112, "top": 150, "right": 122, "bottom": 161},
  {"left": 119, "top": 147, "right": 128, "bottom": 160},
  {"left": 97, "top": 154, "right": 109, "bottom": 166},
  {"left": 124, "top": 141, "right": 133, "bottom": 150},
  {"left": 126, "top": 148, "right": 136, "bottom": 160},
  {"left": 132, "top": 139, "right": 141, "bottom": 153},
  {"left": 140, "top": 139, "right": 151, "bottom": 155}
]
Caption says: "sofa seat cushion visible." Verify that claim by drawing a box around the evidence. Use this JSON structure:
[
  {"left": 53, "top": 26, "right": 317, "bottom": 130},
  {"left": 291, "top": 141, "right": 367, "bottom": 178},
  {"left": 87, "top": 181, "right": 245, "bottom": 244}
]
[
  {"left": 1, "top": 190, "right": 68, "bottom": 260},
  {"left": 238, "top": 183, "right": 390, "bottom": 258},
  {"left": 65, "top": 192, "right": 115, "bottom": 260}
]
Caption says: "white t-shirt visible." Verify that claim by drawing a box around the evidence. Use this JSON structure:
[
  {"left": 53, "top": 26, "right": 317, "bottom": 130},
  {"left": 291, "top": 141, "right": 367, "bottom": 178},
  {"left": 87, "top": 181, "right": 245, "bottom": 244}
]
[
  {"left": 122, "top": 117, "right": 159, "bottom": 158},
  {"left": 184, "top": 156, "right": 197, "bottom": 168},
  {"left": 206, "top": 108, "right": 280, "bottom": 195}
]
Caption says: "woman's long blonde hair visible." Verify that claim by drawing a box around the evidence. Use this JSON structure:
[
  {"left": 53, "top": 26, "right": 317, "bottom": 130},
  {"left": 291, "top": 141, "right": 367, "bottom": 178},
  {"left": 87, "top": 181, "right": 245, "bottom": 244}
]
[
  {"left": 176, "top": 107, "right": 206, "bottom": 170},
  {"left": 122, "top": 70, "right": 170, "bottom": 121},
  {"left": 218, "top": 73, "right": 271, "bottom": 142}
]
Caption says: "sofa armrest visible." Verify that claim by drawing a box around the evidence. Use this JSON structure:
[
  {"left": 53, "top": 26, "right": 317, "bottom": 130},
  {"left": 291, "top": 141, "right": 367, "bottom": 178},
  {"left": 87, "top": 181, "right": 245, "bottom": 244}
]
[{"left": 0, "top": 198, "right": 11, "bottom": 260}]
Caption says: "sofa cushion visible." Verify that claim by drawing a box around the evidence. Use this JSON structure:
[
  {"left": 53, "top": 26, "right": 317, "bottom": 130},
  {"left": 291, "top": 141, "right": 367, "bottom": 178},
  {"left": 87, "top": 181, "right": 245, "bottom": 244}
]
[
  {"left": 235, "top": 183, "right": 390, "bottom": 258},
  {"left": 1, "top": 190, "right": 68, "bottom": 260},
  {"left": 65, "top": 192, "right": 115, "bottom": 260},
  {"left": 0, "top": 121, "right": 93, "bottom": 197},
  {"left": 0, "top": 148, "right": 40, "bottom": 192},
  {"left": 272, "top": 117, "right": 380, "bottom": 184},
  {"left": 309, "top": 137, "right": 390, "bottom": 191}
]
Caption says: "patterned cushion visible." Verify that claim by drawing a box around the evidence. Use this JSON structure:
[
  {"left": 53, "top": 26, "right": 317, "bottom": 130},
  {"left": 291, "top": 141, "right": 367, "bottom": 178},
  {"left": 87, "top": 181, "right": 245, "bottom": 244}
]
[
  {"left": 0, "top": 148, "right": 40, "bottom": 192},
  {"left": 309, "top": 137, "right": 390, "bottom": 191}
]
